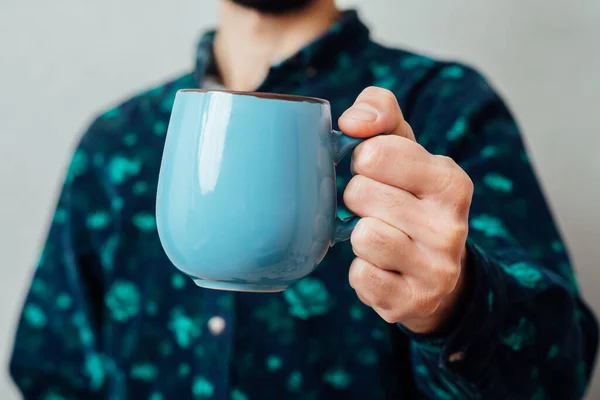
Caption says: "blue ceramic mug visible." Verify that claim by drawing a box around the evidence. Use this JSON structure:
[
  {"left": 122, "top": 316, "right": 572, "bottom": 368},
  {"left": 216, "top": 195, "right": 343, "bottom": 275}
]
[{"left": 156, "top": 89, "right": 362, "bottom": 292}]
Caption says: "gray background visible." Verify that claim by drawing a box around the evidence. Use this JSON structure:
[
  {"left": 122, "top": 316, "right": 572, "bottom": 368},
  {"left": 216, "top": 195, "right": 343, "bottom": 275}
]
[{"left": 1, "top": 0, "right": 599, "bottom": 398}]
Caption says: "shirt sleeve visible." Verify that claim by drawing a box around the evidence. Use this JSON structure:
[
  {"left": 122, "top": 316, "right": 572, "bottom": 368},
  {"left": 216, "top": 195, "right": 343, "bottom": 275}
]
[
  {"left": 402, "top": 64, "right": 599, "bottom": 399},
  {"left": 10, "top": 124, "right": 113, "bottom": 399}
]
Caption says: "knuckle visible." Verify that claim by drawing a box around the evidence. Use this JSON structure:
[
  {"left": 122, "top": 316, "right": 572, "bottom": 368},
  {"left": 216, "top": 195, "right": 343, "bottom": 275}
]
[
  {"left": 441, "top": 220, "right": 469, "bottom": 251},
  {"left": 400, "top": 120, "right": 414, "bottom": 138},
  {"left": 350, "top": 258, "right": 375, "bottom": 286},
  {"left": 356, "top": 263, "right": 392, "bottom": 307},
  {"left": 378, "top": 310, "right": 402, "bottom": 324},
  {"left": 372, "top": 295, "right": 391, "bottom": 311},
  {"left": 434, "top": 156, "right": 474, "bottom": 209},
  {"left": 428, "top": 256, "right": 460, "bottom": 294},
  {"left": 453, "top": 171, "right": 474, "bottom": 207},
  {"left": 353, "top": 139, "right": 383, "bottom": 175},
  {"left": 353, "top": 218, "right": 397, "bottom": 259},
  {"left": 355, "top": 291, "right": 371, "bottom": 307},
  {"left": 414, "top": 296, "right": 440, "bottom": 318},
  {"left": 462, "top": 172, "right": 475, "bottom": 197},
  {"left": 437, "top": 155, "right": 458, "bottom": 169},
  {"left": 378, "top": 87, "right": 398, "bottom": 106},
  {"left": 434, "top": 166, "right": 456, "bottom": 195},
  {"left": 437, "top": 265, "right": 460, "bottom": 295},
  {"left": 363, "top": 263, "right": 384, "bottom": 290},
  {"left": 344, "top": 175, "right": 369, "bottom": 207},
  {"left": 422, "top": 214, "right": 439, "bottom": 238},
  {"left": 350, "top": 219, "right": 369, "bottom": 250},
  {"left": 348, "top": 259, "right": 363, "bottom": 288},
  {"left": 371, "top": 285, "right": 396, "bottom": 311},
  {"left": 452, "top": 221, "right": 469, "bottom": 243},
  {"left": 407, "top": 283, "right": 440, "bottom": 318},
  {"left": 351, "top": 218, "right": 379, "bottom": 250},
  {"left": 374, "top": 181, "right": 401, "bottom": 210}
]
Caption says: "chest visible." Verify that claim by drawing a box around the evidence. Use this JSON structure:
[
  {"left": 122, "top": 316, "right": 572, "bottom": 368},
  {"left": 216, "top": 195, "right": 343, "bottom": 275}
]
[{"left": 95, "top": 89, "right": 412, "bottom": 396}]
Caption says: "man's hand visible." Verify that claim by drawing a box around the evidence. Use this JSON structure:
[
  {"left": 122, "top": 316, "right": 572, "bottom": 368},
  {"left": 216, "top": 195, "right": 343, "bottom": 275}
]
[{"left": 339, "top": 87, "right": 473, "bottom": 334}]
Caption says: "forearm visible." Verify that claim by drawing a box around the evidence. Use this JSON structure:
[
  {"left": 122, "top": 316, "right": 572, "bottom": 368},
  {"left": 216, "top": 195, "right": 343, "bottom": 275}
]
[{"left": 407, "top": 241, "right": 597, "bottom": 399}]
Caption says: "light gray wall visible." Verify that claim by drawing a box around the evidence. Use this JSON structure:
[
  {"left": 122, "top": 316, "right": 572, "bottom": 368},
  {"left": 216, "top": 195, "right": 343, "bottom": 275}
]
[{"left": 1, "top": 0, "right": 599, "bottom": 398}]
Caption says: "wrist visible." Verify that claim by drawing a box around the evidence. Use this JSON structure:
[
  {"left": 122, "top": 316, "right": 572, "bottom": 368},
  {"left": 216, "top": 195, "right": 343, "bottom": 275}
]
[{"left": 401, "top": 245, "right": 473, "bottom": 334}]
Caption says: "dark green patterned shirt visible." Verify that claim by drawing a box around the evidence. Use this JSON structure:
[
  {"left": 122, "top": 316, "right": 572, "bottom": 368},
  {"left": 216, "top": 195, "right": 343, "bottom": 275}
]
[{"left": 10, "top": 10, "right": 598, "bottom": 400}]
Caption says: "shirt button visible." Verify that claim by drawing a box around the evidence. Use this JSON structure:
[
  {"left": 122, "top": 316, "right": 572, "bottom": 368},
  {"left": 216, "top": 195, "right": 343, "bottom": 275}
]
[
  {"left": 207, "top": 316, "right": 226, "bottom": 336},
  {"left": 448, "top": 351, "right": 465, "bottom": 363},
  {"left": 306, "top": 66, "right": 317, "bottom": 78}
]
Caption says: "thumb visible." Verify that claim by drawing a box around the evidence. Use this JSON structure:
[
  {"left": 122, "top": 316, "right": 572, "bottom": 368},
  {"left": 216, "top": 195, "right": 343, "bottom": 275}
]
[{"left": 338, "top": 86, "right": 415, "bottom": 141}]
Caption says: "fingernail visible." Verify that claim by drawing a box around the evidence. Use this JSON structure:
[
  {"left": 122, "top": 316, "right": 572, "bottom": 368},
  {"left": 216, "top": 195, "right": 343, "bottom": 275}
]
[{"left": 342, "top": 104, "right": 378, "bottom": 122}]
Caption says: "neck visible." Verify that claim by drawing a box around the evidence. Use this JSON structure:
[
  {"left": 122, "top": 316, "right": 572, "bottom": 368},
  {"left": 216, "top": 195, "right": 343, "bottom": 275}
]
[{"left": 214, "top": 0, "right": 340, "bottom": 91}]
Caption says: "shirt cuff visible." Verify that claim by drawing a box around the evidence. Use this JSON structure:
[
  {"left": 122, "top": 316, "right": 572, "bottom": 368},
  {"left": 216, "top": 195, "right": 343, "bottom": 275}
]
[{"left": 396, "top": 240, "right": 509, "bottom": 381}]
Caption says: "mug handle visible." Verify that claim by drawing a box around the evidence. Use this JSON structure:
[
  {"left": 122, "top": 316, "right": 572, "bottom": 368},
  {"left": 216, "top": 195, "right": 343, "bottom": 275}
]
[{"left": 330, "top": 129, "right": 363, "bottom": 245}]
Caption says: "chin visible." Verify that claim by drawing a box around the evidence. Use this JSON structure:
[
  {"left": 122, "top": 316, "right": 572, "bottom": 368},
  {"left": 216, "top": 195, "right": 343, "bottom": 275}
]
[{"left": 230, "top": 0, "right": 317, "bottom": 14}]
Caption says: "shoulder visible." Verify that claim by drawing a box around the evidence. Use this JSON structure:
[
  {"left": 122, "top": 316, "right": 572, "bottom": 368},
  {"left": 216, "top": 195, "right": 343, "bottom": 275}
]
[
  {"left": 79, "top": 73, "right": 195, "bottom": 153},
  {"left": 64, "top": 73, "right": 195, "bottom": 191},
  {"left": 360, "top": 41, "right": 517, "bottom": 153},
  {"left": 361, "top": 40, "right": 501, "bottom": 111}
]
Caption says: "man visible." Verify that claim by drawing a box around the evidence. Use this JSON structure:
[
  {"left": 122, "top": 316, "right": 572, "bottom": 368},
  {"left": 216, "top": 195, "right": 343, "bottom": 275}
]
[{"left": 9, "top": 0, "right": 598, "bottom": 398}]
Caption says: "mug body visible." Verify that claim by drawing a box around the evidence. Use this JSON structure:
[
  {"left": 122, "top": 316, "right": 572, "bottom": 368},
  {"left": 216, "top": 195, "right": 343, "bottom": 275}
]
[{"left": 156, "top": 90, "right": 337, "bottom": 292}]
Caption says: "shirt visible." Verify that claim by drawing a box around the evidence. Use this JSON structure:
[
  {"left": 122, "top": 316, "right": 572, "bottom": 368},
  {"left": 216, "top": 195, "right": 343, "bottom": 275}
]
[{"left": 10, "top": 10, "right": 599, "bottom": 400}]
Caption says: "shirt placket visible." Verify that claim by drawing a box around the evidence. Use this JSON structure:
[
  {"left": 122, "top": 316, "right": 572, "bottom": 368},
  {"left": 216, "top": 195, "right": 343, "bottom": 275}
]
[{"left": 192, "top": 290, "right": 236, "bottom": 399}]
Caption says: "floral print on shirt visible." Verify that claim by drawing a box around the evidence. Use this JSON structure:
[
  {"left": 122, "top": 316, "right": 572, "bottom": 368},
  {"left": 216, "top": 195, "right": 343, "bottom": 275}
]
[{"left": 10, "top": 9, "right": 598, "bottom": 400}]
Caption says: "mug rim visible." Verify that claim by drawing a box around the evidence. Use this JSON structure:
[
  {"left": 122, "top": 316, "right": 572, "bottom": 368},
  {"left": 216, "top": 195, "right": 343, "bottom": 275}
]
[{"left": 179, "top": 89, "right": 329, "bottom": 105}]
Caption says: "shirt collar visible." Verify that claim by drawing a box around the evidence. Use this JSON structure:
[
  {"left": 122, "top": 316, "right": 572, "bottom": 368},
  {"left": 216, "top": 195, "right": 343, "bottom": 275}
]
[{"left": 194, "top": 9, "right": 370, "bottom": 88}]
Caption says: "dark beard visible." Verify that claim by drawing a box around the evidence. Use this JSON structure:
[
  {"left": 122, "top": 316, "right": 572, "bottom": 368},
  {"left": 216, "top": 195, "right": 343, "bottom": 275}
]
[{"left": 230, "top": 0, "right": 316, "bottom": 14}]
